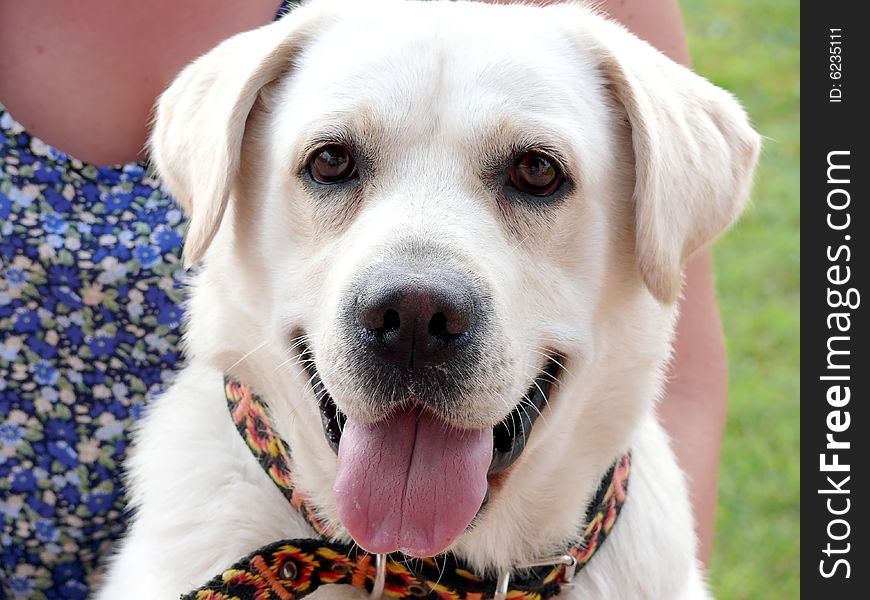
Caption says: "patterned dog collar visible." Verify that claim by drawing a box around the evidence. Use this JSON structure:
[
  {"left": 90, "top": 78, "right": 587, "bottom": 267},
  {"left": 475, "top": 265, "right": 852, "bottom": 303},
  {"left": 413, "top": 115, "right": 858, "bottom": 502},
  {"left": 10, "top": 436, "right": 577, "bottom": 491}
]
[{"left": 182, "top": 378, "right": 630, "bottom": 599}]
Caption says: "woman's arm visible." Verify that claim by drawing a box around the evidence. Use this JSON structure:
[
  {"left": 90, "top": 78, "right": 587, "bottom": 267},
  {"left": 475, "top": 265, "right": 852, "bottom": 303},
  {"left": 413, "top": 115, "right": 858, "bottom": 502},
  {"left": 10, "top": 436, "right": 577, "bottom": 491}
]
[{"left": 658, "top": 251, "right": 728, "bottom": 566}]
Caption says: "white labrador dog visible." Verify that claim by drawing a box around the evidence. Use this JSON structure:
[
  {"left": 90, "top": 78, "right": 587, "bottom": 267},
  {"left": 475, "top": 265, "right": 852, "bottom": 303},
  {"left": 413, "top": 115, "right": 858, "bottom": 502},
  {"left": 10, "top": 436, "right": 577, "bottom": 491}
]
[{"left": 98, "top": 1, "right": 759, "bottom": 598}]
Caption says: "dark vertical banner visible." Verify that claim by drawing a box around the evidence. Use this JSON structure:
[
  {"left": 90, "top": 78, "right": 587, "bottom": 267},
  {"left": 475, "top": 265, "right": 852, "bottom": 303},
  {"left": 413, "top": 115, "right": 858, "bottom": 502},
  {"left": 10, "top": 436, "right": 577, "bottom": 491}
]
[{"left": 803, "top": 3, "right": 867, "bottom": 597}]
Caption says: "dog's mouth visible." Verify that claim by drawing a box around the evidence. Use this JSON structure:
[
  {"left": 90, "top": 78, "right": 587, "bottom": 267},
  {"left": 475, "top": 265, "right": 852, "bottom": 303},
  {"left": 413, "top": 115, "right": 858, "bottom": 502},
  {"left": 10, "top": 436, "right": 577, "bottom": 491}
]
[
  {"left": 302, "top": 344, "right": 561, "bottom": 476},
  {"left": 300, "top": 342, "right": 562, "bottom": 557}
]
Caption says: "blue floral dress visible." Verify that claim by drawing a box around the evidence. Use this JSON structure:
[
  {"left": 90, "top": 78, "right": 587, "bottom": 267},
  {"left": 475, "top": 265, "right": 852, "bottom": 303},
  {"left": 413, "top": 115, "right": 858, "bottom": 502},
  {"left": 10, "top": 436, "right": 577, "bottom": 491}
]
[
  {"left": 0, "top": 106, "right": 186, "bottom": 599},
  {"left": 0, "top": 3, "right": 297, "bottom": 598}
]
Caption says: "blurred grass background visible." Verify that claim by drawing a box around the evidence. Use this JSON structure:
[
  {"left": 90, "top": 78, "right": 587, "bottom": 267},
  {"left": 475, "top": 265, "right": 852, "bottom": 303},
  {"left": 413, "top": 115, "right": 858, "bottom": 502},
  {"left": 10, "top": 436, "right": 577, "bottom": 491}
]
[{"left": 679, "top": 0, "right": 800, "bottom": 597}]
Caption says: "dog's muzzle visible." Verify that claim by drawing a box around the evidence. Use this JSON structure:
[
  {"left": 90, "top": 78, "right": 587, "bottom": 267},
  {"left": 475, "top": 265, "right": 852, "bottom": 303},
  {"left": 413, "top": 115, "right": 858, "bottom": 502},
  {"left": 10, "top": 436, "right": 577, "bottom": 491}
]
[
  {"left": 309, "top": 261, "right": 563, "bottom": 475},
  {"left": 304, "top": 261, "right": 563, "bottom": 556}
]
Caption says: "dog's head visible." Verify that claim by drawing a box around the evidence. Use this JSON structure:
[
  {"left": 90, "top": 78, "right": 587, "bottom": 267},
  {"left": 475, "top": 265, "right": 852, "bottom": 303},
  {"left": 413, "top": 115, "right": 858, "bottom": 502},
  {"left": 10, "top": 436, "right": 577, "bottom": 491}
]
[{"left": 152, "top": 0, "right": 758, "bottom": 567}]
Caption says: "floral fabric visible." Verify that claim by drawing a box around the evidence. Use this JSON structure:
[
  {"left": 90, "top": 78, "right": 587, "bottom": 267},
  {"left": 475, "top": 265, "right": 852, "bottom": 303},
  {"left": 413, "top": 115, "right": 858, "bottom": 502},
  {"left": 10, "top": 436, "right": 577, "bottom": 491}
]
[{"left": 0, "top": 105, "right": 187, "bottom": 599}]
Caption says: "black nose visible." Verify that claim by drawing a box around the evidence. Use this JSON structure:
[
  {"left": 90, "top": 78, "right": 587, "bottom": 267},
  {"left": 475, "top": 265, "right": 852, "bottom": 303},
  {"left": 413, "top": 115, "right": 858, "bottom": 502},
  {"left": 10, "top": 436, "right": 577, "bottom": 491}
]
[{"left": 356, "top": 267, "right": 476, "bottom": 370}]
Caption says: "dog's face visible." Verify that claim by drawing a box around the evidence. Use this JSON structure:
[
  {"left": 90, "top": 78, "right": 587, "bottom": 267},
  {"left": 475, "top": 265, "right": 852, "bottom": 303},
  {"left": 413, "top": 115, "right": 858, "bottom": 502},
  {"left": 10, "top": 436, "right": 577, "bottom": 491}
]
[{"left": 152, "top": 0, "right": 758, "bottom": 566}]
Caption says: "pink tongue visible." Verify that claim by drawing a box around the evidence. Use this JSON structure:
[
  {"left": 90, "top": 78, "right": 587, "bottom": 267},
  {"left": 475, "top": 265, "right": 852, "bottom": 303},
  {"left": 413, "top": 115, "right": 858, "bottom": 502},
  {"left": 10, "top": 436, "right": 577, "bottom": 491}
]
[{"left": 334, "top": 407, "right": 492, "bottom": 557}]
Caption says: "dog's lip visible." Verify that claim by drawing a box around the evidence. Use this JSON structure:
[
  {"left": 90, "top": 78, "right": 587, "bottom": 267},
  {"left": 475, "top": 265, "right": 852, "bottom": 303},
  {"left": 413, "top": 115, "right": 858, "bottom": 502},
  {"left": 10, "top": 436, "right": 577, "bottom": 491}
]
[
  {"left": 487, "top": 356, "right": 561, "bottom": 475},
  {"left": 299, "top": 343, "right": 562, "bottom": 478}
]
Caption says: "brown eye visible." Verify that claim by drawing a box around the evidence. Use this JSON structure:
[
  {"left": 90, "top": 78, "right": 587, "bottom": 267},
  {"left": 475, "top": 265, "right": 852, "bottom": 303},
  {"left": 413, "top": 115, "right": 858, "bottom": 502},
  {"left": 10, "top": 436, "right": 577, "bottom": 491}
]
[
  {"left": 308, "top": 144, "right": 358, "bottom": 184},
  {"left": 508, "top": 151, "right": 564, "bottom": 197}
]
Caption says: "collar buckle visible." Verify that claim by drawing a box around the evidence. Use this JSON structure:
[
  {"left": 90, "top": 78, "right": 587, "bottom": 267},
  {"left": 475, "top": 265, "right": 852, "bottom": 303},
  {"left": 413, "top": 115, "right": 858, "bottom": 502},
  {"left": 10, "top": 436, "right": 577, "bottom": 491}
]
[{"left": 494, "top": 554, "right": 578, "bottom": 599}]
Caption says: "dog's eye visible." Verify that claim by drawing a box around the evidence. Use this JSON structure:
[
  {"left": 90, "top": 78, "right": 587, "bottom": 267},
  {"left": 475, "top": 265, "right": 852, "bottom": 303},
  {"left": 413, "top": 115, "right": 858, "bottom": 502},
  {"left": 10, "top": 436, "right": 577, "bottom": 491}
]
[
  {"left": 508, "top": 151, "right": 564, "bottom": 197},
  {"left": 308, "top": 144, "right": 358, "bottom": 184}
]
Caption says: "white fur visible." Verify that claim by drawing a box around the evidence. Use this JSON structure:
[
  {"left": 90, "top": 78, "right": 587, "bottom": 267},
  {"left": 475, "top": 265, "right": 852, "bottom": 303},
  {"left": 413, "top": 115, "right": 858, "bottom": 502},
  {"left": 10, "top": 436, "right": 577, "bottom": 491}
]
[{"left": 97, "top": 1, "right": 759, "bottom": 598}]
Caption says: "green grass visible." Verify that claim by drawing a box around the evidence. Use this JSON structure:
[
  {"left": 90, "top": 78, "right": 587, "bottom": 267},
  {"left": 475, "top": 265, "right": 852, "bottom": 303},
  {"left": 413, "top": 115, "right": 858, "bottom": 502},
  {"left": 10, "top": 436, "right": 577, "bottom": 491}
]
[{"left": 679, "top": 0, "right": 800, "bottom": 597}]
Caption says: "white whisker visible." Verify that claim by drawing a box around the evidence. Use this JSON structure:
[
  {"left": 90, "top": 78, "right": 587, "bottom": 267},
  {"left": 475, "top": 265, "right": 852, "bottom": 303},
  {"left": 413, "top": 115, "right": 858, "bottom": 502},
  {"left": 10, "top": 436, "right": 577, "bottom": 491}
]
[{"left": 227, "top": 340, "right": 268, "bottom": 372}]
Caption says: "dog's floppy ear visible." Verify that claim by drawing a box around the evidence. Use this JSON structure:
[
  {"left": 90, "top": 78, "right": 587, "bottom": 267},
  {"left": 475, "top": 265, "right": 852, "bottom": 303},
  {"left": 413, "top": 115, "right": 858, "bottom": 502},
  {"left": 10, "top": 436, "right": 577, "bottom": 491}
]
[
  {"left": 150, "top": 5, "right": 333, "bottom": 266},
  {"left": 563, "top": 9, "right": 761, "bottom": 303}
]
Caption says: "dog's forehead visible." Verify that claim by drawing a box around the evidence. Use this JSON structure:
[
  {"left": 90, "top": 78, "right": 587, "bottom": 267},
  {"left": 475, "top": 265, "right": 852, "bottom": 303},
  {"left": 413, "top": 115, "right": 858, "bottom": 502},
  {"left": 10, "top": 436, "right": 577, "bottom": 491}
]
[{"left": 281, "top": 2, "right": 607, "bottom": 150}]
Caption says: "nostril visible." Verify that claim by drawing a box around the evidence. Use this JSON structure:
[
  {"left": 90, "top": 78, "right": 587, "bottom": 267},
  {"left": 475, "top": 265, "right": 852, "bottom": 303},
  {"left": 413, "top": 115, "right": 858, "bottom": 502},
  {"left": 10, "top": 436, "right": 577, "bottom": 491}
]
[
  {"left": 428, "top": 312, "right": 449, "bottom": 341},
  {"left": 360, "top": 306, "right": 401, "bottom": 334},
  {"left": 428, "top": 310, "right": 469, "bottom": 341},
  {"left": 383, "top": 309, "right": 400, "bottom": 333}
]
